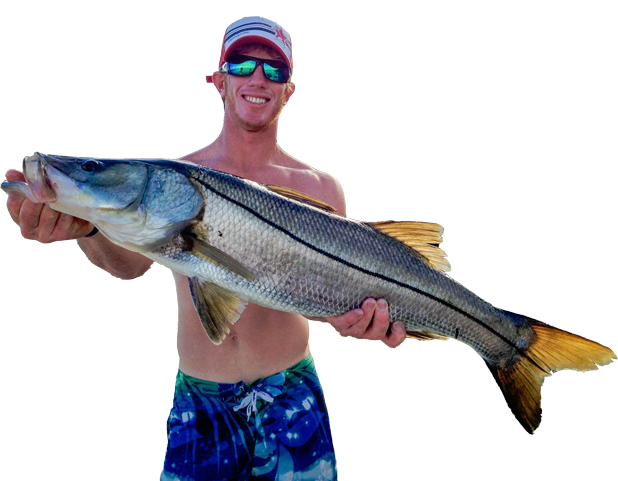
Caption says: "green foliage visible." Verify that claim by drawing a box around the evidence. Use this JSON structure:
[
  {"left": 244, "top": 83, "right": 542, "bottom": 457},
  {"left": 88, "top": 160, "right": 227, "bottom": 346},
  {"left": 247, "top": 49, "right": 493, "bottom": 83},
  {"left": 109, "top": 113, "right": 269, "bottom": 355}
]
[
  {"left": 88, "top": 95, "right": 223, "bottom": 158},
  {"left": 277, "top": 92, "right": 329, "bottom": 163}
]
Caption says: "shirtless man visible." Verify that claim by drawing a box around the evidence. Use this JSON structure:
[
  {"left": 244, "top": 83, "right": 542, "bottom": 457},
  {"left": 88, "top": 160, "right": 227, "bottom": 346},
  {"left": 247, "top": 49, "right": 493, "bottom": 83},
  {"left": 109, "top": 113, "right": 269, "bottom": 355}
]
[{"left": 5, "top": 17, "right": 406, "bottom": 480}]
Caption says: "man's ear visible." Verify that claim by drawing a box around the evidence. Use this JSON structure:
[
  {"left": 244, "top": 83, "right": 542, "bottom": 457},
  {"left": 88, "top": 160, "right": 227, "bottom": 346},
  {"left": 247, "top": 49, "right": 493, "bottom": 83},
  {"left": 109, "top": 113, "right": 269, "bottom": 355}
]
[
  {"left": 284, "top": 82, "right": 295, "bottom": 105},
  {"left": 212, "top": 72, "right": 226, "bottom": 98}
]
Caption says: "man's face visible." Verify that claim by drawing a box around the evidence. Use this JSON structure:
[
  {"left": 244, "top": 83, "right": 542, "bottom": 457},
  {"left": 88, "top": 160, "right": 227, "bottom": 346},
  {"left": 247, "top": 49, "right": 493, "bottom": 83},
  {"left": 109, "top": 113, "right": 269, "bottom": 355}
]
[{"left": 219, "top": 46, "right": 294, "bottom": 132}]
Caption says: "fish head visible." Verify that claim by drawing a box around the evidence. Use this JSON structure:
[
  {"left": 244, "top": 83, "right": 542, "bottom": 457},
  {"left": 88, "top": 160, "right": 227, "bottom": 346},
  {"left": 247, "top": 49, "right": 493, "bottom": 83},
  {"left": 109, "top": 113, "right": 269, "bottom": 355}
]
[
  {"left": 20, "top": 153, "right": 204, "bottom": 252},
  {"left": 26, "top": 153, "right": 149, "bottom": 216}
]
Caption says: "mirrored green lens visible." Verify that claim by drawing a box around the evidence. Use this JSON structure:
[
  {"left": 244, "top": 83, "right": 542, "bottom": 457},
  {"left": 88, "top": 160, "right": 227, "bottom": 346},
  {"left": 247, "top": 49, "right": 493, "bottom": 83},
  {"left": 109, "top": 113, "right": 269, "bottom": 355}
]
[
  {"left": 228, "top": 60, "right": 257, "bottom": 76},
  {"left": 263, "top": 63, "right": 286, "bottom": 82}
]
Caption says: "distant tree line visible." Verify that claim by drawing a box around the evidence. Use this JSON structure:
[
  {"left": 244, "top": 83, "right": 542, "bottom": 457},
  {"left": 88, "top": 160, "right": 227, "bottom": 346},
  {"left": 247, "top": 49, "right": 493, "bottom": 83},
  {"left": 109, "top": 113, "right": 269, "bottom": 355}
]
[{"left": 0, "top": 91, "right": 566, "bottom": 252}]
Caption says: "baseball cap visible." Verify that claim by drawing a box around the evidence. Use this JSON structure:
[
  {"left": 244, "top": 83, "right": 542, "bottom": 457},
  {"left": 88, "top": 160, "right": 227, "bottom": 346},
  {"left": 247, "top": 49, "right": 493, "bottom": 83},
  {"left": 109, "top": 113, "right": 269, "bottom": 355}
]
[{"left": 207, "top": 16, "right": 293, "bottom": 83}]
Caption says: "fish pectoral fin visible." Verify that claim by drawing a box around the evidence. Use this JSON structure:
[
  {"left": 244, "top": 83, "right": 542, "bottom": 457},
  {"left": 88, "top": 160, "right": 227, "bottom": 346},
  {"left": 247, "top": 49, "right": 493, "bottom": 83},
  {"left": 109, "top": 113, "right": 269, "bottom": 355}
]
[
  {"left": 369, "top": 221, "right": 451, "bottom": 273},
  {"left": 406, "top": 330, "right": 448, "bottom": 341},
  {"left": 187, "top": 277, "right": 247, "bottom": 345},
  {"left": 265, "top": 184, "right": 338, "bottom": 213},
  {"left": 183, "top": 232, "right": 254, "bottom": 281},
  {"left": 488, "top": 312, "right": 616, "bottom": 434}
]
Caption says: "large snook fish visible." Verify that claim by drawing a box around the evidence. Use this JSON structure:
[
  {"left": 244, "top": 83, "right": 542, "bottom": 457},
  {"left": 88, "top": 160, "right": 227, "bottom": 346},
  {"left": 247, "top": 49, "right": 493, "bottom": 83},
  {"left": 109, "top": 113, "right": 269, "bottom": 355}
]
[{"left": 3, "top": 152, "right": 615, "bottom": 434}]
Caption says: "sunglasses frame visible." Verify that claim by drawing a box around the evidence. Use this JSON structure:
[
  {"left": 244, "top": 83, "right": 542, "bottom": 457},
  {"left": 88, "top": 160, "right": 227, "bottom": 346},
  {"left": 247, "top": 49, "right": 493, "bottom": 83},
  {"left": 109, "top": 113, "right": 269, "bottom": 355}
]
[{"left": 221, "top": 54, "right": 291, "bottom": 83}]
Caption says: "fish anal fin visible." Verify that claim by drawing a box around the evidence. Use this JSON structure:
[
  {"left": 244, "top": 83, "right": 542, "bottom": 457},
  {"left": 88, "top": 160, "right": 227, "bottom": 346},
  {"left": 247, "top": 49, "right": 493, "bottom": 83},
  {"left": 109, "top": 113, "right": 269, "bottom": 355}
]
[
  {"left": 370, "top": 221, "right": 451, "bottom": 272},
  {"left": 406, "top": 330, "right": 448, "bottom": 341},
  {"left": 183, "top": 232, "right": 254, "bottom": 281},
  {"left": 265, "top": 184, "right": 338, "bottom": 213},
  {"left": 488, "top": 316, "right": 616, "bottom": 434},
  {"left": 187, "top": 277, "right": 247, "bottom": 345}
]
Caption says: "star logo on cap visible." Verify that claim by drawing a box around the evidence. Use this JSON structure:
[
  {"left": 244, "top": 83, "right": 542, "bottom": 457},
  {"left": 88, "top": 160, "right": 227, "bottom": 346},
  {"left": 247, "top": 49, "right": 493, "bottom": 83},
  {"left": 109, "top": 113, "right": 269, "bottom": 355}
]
[{"left": 275, "top": 28, "right": 287, "bottom": 43}]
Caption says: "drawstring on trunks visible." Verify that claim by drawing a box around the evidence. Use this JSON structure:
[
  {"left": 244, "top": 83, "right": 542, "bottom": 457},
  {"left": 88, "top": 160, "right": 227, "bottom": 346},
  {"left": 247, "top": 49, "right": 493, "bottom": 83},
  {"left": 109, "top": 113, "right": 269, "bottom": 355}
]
[{"left": 234, "top": 388, "right": 274, "bottom": 420}]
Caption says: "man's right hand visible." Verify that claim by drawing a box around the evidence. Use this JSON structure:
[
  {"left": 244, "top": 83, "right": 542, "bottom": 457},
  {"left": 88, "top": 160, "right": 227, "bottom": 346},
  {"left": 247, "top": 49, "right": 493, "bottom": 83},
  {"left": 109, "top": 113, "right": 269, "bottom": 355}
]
[{"left": 5, "top": 169, "right": 93, "bottom": 243}]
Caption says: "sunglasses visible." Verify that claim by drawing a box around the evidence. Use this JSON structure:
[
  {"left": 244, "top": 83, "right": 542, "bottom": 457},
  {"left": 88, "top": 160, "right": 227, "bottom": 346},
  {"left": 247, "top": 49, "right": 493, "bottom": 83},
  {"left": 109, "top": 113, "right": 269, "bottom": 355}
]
[{"left": 222, "top": 55, "right": 291, "bottom": 83}]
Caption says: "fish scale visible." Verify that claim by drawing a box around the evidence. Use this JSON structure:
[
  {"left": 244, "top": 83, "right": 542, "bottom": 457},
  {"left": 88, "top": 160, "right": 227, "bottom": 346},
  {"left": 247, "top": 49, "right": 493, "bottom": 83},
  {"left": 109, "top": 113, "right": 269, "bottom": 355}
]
[
  {"left": 4, "top": 152, "right": 614, "bottom": 434},
  {"left": 174, "top": 166, "right": 529, "bottom": 364}
]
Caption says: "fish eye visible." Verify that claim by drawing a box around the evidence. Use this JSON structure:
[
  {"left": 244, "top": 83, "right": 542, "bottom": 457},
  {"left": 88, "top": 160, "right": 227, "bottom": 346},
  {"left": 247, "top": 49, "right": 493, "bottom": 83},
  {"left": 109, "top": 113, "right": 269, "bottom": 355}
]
[{"left": 81, "top": 160, "right": 101, "bottom": 172}]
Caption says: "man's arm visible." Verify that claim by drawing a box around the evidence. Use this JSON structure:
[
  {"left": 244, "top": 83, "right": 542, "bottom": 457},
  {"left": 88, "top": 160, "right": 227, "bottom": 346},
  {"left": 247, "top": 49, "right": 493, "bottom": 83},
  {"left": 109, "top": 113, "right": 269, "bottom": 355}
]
[
  {"left": 76, "top": 234, "right": 153, "bottom": 280},
  {"left": 5, "top": 169, "right": 153, "bottom": 279}
]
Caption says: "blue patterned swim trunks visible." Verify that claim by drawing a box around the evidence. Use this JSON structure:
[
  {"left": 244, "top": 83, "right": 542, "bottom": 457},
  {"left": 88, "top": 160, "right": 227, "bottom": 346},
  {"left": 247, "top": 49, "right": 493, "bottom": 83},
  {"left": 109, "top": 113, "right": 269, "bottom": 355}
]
[{"left": 161, "top": 355, "right": 337, "bottom": 480}]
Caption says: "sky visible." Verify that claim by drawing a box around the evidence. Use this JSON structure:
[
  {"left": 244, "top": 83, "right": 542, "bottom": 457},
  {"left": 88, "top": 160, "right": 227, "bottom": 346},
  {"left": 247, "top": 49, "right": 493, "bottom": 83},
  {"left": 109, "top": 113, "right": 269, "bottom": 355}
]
[{"left": 0, "top": 9, "right": 328, "bottom": 162}]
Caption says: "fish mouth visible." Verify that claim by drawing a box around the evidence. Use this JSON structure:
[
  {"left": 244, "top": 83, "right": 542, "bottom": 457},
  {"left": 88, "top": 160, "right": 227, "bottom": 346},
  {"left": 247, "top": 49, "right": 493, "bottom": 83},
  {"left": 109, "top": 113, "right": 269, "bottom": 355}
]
[{"left": 23, "top": 153, "right": 57, "bottom": 203}]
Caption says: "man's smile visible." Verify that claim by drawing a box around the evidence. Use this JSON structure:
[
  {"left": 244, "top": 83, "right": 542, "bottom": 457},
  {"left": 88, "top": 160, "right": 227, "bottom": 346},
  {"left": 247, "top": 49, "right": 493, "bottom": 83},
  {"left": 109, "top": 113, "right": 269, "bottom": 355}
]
[{"left": 243, "top": 95, "right": 269, "bottom": 105}]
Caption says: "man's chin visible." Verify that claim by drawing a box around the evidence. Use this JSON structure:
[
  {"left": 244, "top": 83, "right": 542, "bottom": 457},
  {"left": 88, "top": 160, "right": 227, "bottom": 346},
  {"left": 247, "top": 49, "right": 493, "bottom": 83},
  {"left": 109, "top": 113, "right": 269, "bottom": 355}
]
[
  {"left": 237, "top": 111, "right": 282, "bottom": 132},
  {"left": 227, "top": 95, "right": 285, "bottom": 131}
]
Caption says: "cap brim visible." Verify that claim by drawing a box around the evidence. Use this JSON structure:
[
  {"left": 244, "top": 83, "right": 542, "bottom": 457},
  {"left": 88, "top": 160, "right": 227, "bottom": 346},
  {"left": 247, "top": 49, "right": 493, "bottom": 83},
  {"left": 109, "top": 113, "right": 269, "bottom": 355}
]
[{"left": 221, "top": 35, "right": 291, "bottom": 68}]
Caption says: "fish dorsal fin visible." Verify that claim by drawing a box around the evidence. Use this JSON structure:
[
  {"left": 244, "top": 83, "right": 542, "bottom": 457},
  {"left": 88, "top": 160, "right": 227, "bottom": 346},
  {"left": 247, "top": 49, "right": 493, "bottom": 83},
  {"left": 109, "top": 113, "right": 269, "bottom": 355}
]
[
  {"left": 183, "top": 232, "right": 254, "bottom": 281},
  {"left": 265, "top": 184, "right": 338, "bottom": 213},
  {"left": 406, "top": 331, "right": 448, "bottom": 341},
  {"left": 370, "top": 221, "right": 451, "bottom": 273},
  {"left": 187, "top": 277, "right": 247, "bottom": 345}
]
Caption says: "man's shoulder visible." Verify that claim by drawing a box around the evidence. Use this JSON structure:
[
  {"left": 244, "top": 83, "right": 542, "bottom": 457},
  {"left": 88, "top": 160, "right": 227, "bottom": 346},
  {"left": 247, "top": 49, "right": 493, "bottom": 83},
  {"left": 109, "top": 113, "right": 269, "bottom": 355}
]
[
  {"left": 283, "top": 158, "right": 346, "bottom": 215},
  {"left": 282, "top": 152, "right": 330, "bottom": 180}
]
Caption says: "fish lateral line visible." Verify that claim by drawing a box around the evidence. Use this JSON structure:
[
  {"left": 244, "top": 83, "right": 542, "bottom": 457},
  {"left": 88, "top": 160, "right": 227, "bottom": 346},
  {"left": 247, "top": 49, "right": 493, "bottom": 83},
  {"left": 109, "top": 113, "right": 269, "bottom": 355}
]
[{"left": 196, "top": 176, "right": 531, "bottom": 358}]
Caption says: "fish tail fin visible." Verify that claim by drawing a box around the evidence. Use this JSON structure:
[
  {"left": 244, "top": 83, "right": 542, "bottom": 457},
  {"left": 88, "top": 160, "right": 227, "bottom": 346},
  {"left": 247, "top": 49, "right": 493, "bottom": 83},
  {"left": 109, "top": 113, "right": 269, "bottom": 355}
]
[{"left": 487, "top": 316, "right": 615, "bottom": 434}]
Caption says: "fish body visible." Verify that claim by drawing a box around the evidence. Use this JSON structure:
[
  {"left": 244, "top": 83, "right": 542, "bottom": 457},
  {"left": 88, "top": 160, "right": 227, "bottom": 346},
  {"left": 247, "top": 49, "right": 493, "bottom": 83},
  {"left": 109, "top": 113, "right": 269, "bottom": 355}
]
[
  {"left": 150, "top": 163, "right": 531, "bottom": 366},
  {"left": 3, "top": 152, "right": 615, "bottom": 433}
]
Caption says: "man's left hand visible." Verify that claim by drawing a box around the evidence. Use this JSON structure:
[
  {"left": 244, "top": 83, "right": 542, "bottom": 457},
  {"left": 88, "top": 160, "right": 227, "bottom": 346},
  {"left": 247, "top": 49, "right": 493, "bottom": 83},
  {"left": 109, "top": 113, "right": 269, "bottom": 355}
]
[{"left": 313, "top": 298, "right": 407, "bottom": 348}]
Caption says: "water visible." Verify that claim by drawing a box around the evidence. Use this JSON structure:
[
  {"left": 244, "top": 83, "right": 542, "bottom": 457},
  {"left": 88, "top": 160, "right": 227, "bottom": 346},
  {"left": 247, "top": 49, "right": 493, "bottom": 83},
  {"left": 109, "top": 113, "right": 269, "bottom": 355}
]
[{"left": 0, "top": 196, "right": 618, "bottom": 481}]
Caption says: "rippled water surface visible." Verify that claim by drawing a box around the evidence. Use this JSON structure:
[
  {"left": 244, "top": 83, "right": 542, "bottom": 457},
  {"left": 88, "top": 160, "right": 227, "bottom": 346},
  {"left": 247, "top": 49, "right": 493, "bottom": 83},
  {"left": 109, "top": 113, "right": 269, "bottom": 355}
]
[{"left": 0, "top": 196, "right": 618, "bottom": 481}]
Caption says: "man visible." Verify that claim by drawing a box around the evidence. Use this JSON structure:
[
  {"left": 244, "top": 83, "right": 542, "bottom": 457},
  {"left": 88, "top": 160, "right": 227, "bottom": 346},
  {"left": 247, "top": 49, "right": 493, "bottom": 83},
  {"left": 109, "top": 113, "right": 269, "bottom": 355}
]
[{"left": 5, "top": 16, "right": 406, "bottom": 480}]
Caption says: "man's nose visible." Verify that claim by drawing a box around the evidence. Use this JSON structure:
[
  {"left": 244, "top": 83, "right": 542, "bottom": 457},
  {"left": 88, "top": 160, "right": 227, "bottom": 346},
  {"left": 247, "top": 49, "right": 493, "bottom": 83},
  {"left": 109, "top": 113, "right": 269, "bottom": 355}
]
[{"left": 246, "top": 64, "right": 268, "bottom": 85}]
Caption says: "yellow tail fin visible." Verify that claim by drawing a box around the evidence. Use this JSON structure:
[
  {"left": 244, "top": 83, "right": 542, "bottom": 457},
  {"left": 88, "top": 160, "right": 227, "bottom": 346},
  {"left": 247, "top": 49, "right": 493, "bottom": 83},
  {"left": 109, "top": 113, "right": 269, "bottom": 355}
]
[{"left": 487, "top": 318, "right": 615, "bottom": 434}]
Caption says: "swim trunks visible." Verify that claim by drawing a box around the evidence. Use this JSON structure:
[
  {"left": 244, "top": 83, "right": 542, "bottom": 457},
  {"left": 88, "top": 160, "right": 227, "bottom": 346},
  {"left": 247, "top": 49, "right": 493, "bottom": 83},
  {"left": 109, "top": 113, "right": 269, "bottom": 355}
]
[{"left": 161, "top": 355, "right": 337, "bottom": 480}]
